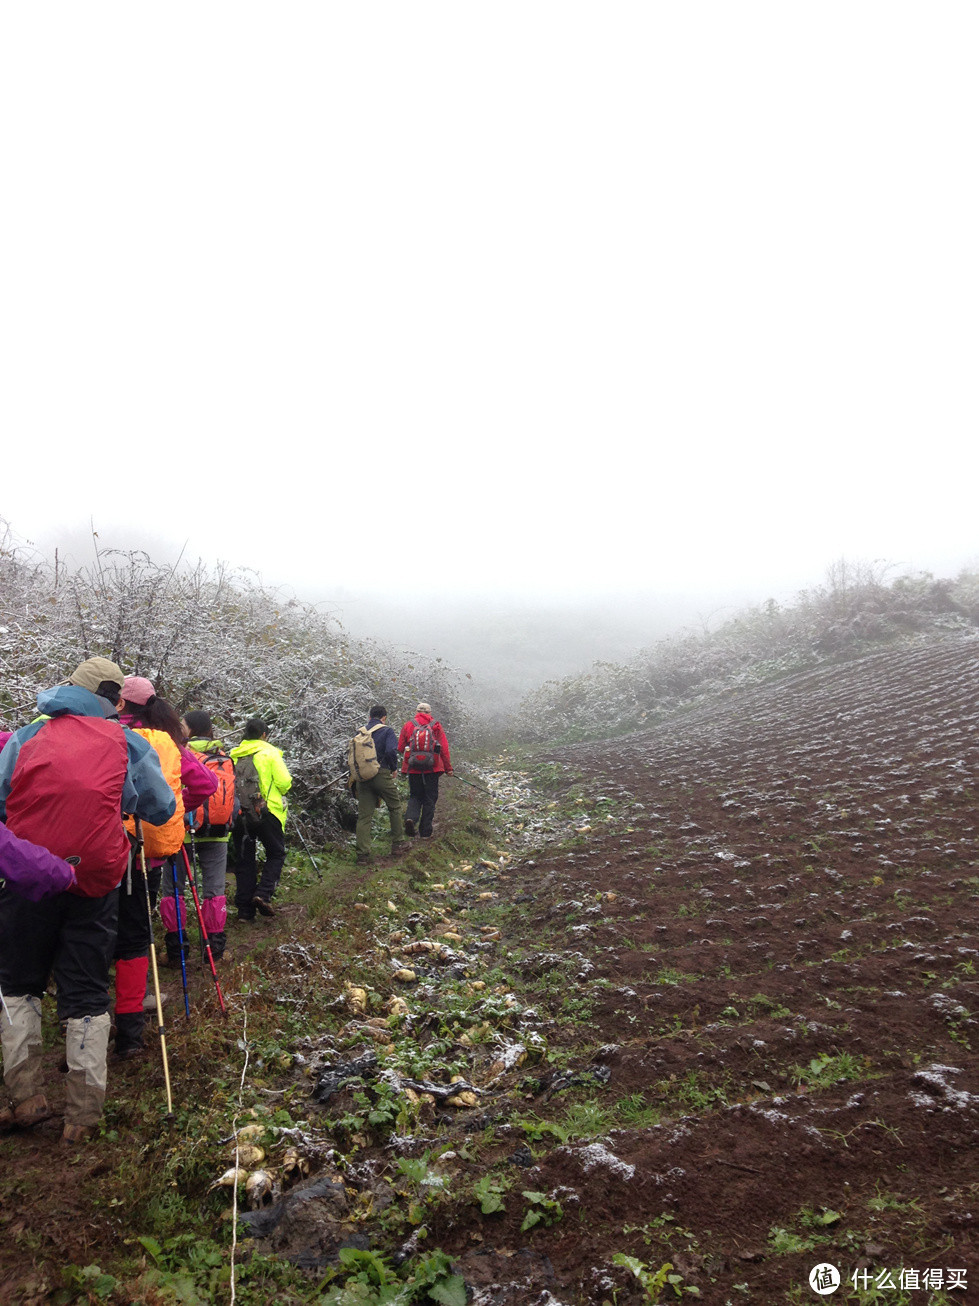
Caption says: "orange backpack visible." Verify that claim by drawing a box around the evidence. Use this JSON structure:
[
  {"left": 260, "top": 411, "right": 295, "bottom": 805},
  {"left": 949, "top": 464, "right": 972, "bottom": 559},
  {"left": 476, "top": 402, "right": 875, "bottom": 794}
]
[
  {"left": 188, "top": 748, "right": 237, "bottom": 834},
  {"left": 125, "top": 729, "right": 185, "bottom": 857}
]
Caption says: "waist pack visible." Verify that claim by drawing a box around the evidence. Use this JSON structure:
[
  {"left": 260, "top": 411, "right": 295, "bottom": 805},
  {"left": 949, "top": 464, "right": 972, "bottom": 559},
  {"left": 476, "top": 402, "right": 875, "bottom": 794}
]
[{"left": 348, "top": 724, "right": 383, "bottom": 782}]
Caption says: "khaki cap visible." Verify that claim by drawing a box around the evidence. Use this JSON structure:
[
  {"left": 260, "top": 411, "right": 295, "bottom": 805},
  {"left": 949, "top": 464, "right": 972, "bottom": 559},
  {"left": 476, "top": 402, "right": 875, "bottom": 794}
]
[{"left": 67, "top": 657, "right": 125, "bottom": 694}]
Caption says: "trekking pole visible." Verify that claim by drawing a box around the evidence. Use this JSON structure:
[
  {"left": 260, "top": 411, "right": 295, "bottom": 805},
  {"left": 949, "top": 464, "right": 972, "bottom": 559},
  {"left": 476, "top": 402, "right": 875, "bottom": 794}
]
[
  {"left": 292, "top": 818, "right": 323, "bottom": 881},
  {"left": 187, "top": 827, "right": 205, "bottom": 969},
  {"left": 170, "top": 857, "right": 191, "bottom": 1019},
  {"left": 180, "top": 846, "right": 227, "bottom": 1018},
  {"left": 446, "top": 771, "right": 493, "bottom": 795},
  {"left": 135, "top": 821, "right": 174, "bottom": 1122}
]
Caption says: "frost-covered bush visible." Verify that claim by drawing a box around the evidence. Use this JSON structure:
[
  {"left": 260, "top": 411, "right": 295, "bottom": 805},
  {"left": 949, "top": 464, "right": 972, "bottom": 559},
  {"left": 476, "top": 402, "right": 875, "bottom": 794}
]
[
  {"left": 0, "top": 525, "right": 470, "bottom": 838},
  {"left": 518, "top": 561, "right": 979, "bottom": 744}
]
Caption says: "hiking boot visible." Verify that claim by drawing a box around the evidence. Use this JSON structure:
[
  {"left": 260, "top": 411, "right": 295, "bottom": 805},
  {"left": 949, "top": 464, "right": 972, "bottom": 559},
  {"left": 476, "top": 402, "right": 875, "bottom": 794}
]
[
  {"left": 61, "top": 1123, "right": 95, "bottom": 1146},
  {"left": 112, "top": 1011, "right": 145, "bottom": 1061},
  {"left": 113, "top": 1043, "right": 145, "bottom": 1062},
  {"left": 391, "top": 842, "right": 410, "bottom": 857},
  {"left": 12, "top": 1094, "right": 52, "bottom": 1128},
  {"left": 252, "top": 896, "right": 276, "bottom": 918},
  {"left": 355, "top": 853, "right": 372, "bottom": 866},
  {"left": 403, "top": 818, "right": 416, "bottom": 837}
]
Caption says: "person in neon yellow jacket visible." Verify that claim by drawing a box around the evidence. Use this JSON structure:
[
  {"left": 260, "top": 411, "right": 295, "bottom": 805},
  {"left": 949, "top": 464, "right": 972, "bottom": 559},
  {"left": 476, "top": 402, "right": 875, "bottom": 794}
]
[{"left": 230, "top": 718, "right": 292, "bottom": 919}]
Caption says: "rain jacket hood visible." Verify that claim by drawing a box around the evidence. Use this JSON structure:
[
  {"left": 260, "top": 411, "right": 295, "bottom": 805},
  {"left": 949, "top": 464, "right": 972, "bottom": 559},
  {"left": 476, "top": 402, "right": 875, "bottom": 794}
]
[
  {"left": 188, "top": 737, "right": 227, "bottom": 754},
  {"left": 398, "top": 713, "right": 452, "bottom": 776},
  {"left": 36, "top": 684, "right": 119, "bottom": 721}
]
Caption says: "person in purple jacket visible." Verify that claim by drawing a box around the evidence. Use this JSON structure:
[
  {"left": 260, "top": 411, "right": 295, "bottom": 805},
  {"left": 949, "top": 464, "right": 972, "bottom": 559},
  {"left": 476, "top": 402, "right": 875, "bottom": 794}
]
[
  {"left": 0, "top": 724, "right": 76, "bottom": 899},
  {"left": 0, "top": 823, "right": 78, "bottom": 901}
]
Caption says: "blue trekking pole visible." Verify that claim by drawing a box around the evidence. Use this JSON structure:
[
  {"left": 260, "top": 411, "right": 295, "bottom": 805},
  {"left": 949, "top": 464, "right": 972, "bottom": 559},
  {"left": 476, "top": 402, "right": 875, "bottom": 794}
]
[{"left": 170, "top": 857, "right": 191, "bottom": 1018}]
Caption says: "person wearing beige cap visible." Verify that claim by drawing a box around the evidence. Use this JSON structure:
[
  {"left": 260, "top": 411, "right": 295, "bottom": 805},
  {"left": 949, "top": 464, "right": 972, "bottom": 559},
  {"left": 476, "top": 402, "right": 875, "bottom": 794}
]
[
  {"left": 397, "top": 702, "right": 453, "bottom": 839},
  {"left": 0, "top": 658, "right": 175, "bottom": 1143},
  {"left": 66, "top": 656, "right": 128, "bottom": 695}
]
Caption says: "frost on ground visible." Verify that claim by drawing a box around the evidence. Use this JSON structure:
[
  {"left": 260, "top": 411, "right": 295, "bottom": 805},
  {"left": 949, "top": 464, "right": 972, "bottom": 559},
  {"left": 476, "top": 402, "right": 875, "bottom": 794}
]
[
  {"left": 909, "top": 1064, "right": 979, "bottom": 1111},
  {"left": 561, "top": 1142, "right": 636, "bottom": 1181}
]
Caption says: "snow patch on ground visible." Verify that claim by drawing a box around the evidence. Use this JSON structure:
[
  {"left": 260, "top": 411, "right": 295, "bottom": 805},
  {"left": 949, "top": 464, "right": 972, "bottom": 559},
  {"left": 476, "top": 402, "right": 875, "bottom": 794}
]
[
  {"left": 909, "top": 1063, "right": 979, "bottom": 1111},
  {"left": 563, "top": 1142, "right": 636, "bottom": 1180}
]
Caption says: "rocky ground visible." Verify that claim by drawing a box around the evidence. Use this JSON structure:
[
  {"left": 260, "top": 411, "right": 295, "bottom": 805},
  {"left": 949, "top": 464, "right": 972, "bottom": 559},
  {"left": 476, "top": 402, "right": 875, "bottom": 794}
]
[{"left": 1, "top": 633, "right": 978, "bottom": 1304}]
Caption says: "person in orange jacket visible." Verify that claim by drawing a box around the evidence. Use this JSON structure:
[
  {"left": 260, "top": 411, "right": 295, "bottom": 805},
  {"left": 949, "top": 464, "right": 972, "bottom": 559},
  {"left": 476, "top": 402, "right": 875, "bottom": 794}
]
[
  {"left": 397, "top": 702, "right": 452, "bottom": 839},
  {"left": 115, "top": 676, "right": 216, "bottom": 1059}
]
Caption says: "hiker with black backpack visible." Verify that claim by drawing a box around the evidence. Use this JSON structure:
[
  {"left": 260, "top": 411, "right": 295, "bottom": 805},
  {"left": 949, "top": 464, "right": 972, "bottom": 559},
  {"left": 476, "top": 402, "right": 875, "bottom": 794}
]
[
  {"left": 0, "top": 657, "right": 175, "bottom": 1143},
  {"left": 178, "top": 710, "right": 236, "bottom": 962},
  {"left": 349, "top": 706, "right": 408, "bottom": 866},
  {"left": 230, "top": 718, "right": 292, "bottom": 919},
  {"left": 398, "top": 702, "right": 453, "bottom": 839}
]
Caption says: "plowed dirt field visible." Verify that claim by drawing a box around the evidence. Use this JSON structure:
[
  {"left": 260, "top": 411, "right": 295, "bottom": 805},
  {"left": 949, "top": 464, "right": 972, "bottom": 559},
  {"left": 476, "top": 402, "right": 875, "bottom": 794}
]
[{"left": 432, "top": 634, "right": 979, "bottom": 1303}]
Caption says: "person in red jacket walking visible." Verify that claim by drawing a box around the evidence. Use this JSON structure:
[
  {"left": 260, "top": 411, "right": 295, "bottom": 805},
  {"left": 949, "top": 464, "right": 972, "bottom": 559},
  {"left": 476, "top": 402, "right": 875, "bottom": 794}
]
[{"left": 398, "top": 702, "right": 452, "bottom": 839}]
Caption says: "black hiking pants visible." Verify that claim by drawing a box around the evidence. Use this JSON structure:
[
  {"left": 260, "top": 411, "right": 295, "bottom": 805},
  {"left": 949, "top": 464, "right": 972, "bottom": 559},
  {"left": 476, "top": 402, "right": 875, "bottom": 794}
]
[
  {"left": 234, "top": 811, "right": 286, "bottom": 915},
  {"left": 406, "top": 772, "right": 440, "bottom": 838},
  {"left": 0, "top": 884, "right": 118, "bottom": 1019}
]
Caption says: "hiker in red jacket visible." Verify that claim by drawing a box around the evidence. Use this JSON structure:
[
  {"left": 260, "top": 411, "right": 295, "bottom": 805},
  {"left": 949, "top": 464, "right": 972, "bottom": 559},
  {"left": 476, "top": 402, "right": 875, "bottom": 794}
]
[
  {"left": 0, "top": 658, "right": 175, "bottom": 1142},
  {"left": 398, "top": 702, "right": 453, "bottom": 839}
]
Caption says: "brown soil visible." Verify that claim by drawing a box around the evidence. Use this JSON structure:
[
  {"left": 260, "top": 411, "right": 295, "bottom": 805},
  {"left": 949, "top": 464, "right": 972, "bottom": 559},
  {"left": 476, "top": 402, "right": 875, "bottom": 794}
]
[{"left": 425, "top": 635, "right": 979, "bottom": 1302}]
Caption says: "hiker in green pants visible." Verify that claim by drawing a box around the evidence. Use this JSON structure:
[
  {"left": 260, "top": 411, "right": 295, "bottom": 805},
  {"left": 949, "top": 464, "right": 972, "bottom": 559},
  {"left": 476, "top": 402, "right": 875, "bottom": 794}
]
[{"left": 352, "top": 706, "right": 407, "bottom": 866}]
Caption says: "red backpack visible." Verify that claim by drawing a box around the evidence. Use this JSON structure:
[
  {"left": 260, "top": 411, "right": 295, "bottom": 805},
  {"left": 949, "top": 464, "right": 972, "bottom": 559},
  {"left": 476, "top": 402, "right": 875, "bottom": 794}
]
[
  {"left": 187, "top": 748, "right": 237, "bottom": 834},
  {"left": 5, "top": 715, "right": 130, "bottom": 897},
  {"left": 407, "top": 721, "right": 439, "bottom": 772}
]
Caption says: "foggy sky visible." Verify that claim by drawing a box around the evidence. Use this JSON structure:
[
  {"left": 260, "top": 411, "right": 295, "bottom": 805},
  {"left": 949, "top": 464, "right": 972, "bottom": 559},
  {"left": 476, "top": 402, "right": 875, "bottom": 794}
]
[{"left": 3, "top": 5, "right": 977, "bottom": 607}]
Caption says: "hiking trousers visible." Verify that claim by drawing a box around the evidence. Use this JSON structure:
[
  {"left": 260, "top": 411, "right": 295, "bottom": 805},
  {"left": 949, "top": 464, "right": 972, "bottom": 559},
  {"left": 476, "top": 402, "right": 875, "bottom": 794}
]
[
  {"left": 235, "top": 810, "right": 286, "bottom": 914},
  {"left": 355, "top": 769, "right": 405, "bottom": 854},
  {"left": 0, "top": 884, "right": 118, "bottom": 1019},
  {"left": 405, "top": 772, "right": 440, "bottom": 838},
  {"left": 162, "top": 840, "right": 229, "bottom": 960}
]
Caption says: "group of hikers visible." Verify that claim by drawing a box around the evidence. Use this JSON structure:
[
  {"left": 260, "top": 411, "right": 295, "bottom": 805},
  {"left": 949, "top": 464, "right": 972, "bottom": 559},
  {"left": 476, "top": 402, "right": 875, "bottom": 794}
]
[{"left": 0, "top": 656, "right": 452, "bottom": 1145}]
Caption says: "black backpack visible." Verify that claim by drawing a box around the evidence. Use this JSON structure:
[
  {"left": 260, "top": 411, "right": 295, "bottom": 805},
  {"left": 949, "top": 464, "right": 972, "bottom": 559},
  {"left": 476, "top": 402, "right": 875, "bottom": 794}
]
[{"left": 234, "top": 753, "right": 267, "bottom": 832}]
